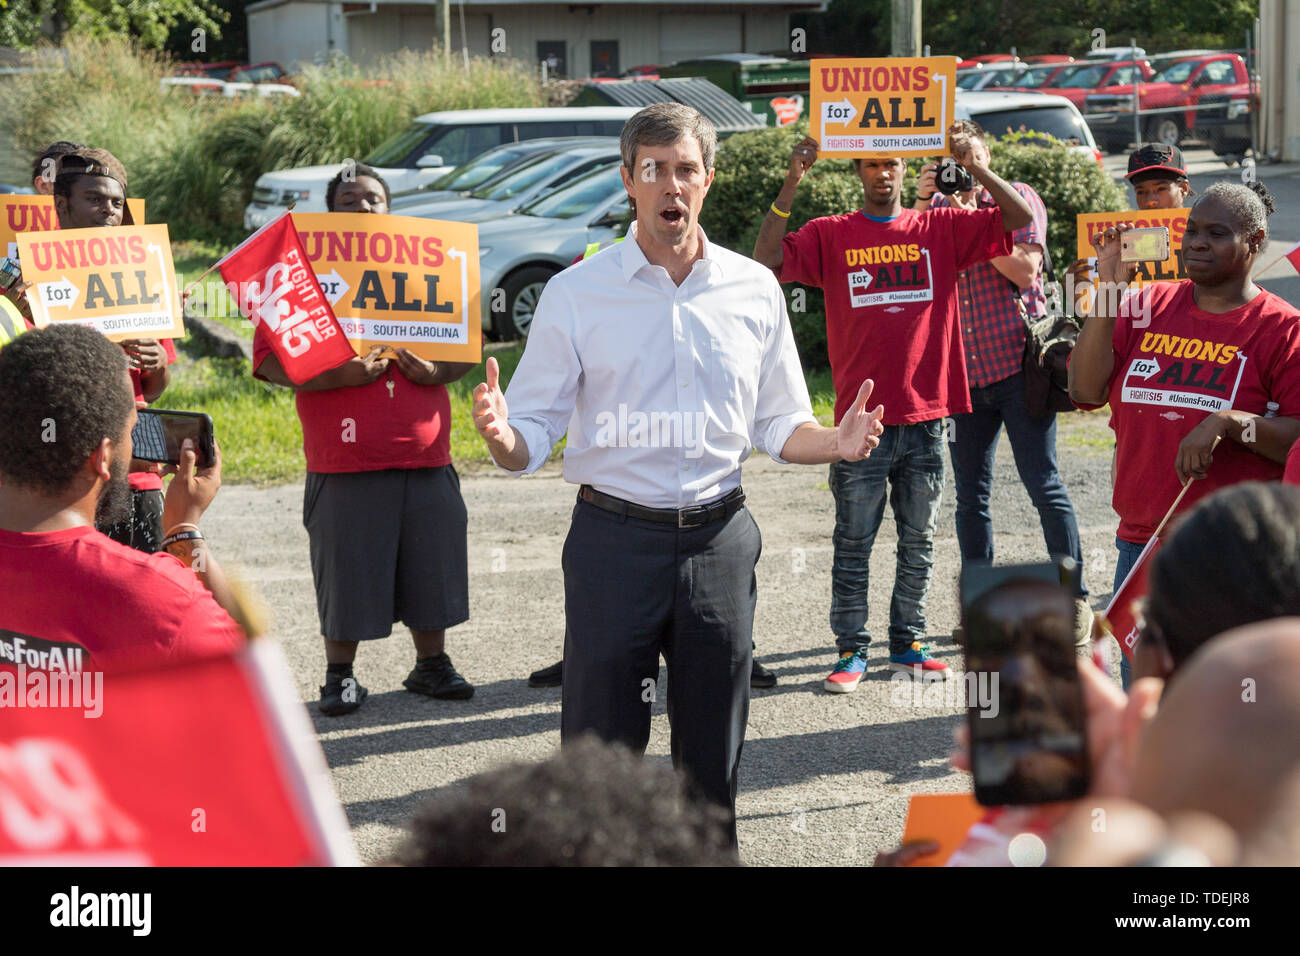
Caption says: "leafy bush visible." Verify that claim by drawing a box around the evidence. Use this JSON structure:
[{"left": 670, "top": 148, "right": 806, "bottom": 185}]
[
  {"left": 2, "top": 35, "right": 544, "bottom": 243},
  {"left": 701, "top": 121, "right": 1126, "bottom": 369}
]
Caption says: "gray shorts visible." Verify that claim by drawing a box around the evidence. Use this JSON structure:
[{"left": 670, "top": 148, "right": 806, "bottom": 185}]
[{"left": 303, "top": 466, "right": 469, "bottom": 641}]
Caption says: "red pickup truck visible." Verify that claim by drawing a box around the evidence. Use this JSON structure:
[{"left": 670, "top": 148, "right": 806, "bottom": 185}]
[
  {"left": 1084, "top": 53, "right": 1253, "bottom": 155},
  {"left": 1037, "top": 59, "right": 1154, "bottom": 112}
]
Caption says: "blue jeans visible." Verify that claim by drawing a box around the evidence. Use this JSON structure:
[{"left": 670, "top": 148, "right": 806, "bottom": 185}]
[
  {"left": 829, "top": 420, "right": 946, "bottom": 656},
  {"left": 948, "top": 372, "right": 1087, "bottom": 597},
  {"left": 1114, "top": 536, "right": 1146, "bottom": 690}
]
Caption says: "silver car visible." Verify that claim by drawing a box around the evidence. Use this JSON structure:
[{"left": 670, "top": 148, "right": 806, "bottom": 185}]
[
  {"left": 477, "top": 163, "right": 629, "bottom": 340},
  {"left": 390, "top": 136, "right": 613, "bottom": 208},
  {"left": 402, "top": 140, "right": 621, "bottom": 224}
]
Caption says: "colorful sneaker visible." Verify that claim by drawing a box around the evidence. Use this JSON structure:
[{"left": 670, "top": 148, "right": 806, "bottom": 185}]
[
  {"left": 823, "top": 649, "right": 869, "bottom": 693},
  {"left": 888, "top": 642, "right": 950, "bottom": 681}
]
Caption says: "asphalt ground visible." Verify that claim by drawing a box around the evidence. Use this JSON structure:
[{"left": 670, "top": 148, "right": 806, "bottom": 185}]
[{"left": 203, "top": 147, "right": 1300, "bottom": 865}]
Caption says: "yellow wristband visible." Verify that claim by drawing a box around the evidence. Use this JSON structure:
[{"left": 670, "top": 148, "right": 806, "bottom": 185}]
[{"left": 769, "top": 203, "right": 791, "bottom": 219}]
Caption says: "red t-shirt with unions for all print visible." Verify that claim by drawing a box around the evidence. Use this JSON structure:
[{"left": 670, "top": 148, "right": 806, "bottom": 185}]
[
  {"left": 252, "top": 332, "right": 452, "bottom": 473},
  {"left": 1086, "top": 280, "right": 1300, "bottom": 543},
  {"left": 0, "top": 525, "right": 244, "bottom": 674},
  {"left": 779, "top": 206, "right": 1012, "bottom": 425}
]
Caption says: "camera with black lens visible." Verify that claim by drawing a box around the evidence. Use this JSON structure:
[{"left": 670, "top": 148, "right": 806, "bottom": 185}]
[{"left": 935, "top": 158, "right": 975, "bottom": 195}]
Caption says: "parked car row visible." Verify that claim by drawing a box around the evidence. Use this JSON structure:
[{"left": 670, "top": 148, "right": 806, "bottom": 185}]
[
  {"left": 957, "top": 49, "right": 1256, "bottom": 160},
  {"left": 243, "top": 83, "right": 1104, "bottom": 340}
]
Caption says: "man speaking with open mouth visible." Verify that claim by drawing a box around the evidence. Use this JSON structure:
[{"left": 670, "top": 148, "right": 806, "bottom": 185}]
[{"left": 472, "top": 103, "right": 885, "bottom": 840}]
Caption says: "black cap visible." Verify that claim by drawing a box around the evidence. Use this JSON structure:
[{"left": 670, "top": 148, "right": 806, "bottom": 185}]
[{"left": 1126, "top": 143, "right": 1186, "bottom": 181}]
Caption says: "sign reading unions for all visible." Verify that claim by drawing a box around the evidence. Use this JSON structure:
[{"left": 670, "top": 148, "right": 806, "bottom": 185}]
[
  {"left": 1075, "top": 208, "right": 1190, "bottom": 315},
  {"left": 811, "top": 57, "right": 957, "bottom": 158},
  {"left": 18, "top": 223, "right": 182, "bottom": 341},
  {"left": 290, "top": 213, "right": 482, "bottom": 364}
]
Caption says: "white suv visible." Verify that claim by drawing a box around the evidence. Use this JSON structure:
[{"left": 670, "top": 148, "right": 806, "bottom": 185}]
[{"left": 242, "top": 106, "right": 639, "bottom": 230}]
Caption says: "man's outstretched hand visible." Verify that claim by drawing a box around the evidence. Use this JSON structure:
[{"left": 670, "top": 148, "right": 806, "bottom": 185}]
[
  {"left": 473, "top": 356, "right": 528, "bottom": 470},
  {"left": 837, "top": 379, "right": 885, "bottom": 461}
]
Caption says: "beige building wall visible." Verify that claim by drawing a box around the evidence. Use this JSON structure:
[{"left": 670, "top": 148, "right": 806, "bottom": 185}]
[
  {"left": 249, "top": 2, "right": 795, "bottom": 77},
  {"left": 1260, "top": 0, "right": 1300, "bottom": 161}
]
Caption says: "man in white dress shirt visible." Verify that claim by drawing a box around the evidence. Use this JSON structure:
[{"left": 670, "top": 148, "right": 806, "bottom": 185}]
[{"left": 471, "top": 103, "right": 885, "bottom": 835}]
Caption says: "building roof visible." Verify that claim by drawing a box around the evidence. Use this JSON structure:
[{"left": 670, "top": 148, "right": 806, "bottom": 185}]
[{"left": 570, "top": 78, "right": 766, "bottom": 134}]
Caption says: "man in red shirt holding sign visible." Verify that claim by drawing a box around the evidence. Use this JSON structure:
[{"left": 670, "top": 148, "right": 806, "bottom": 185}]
[
  {"left": 0, "top": 325, "right": 244, "bottom": 673},
  {"left": 252, "top": 166, "right": 477, "bottom": 716},
  {"left": 754, "top": 125, "right": 1032, "bottom": 693}
]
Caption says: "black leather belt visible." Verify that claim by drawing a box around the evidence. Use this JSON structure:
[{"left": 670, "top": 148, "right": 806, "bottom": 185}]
[{"left": 578, "top": 485, "right": 745, "bottom": 529}]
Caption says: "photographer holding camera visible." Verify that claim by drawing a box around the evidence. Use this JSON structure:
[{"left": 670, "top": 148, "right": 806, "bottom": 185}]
[
  {"left": 754, "top": 123, "right": 1032, "bottom": 693},
  {"left": 914, "top": 120, "right": 1091, "bottom": 651}
]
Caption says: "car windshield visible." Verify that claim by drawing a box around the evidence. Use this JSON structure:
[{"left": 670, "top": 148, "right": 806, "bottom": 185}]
[
  {"left": 365, "top": 123, "right": 432, "bottom": 167},
  {"left": 471, "top": 151, "right": 580, "bottom": 201},
  {"left": 433, "top": 146, "right": 538, "bottom": 191},
  {"left": 233, "top": 65, "right": 282, "bottom": 82},
  {"left": 957, "top": 71, "right": 986, "bottom": 90},
  {"left": 1015, "top": 66, "right": 1059, "bottom": 89},
  {"left": 1152, "top": 60, "right": 1198, "bottom": 83},
  {"left": 519, "top": 165, "right": 623, "bottom": 219},
  {"left": 1053, "top": 63, "right": 1107, "bottom": 88},
  {"left": 974, "top": 106, "right": 1089, "bottom": 145}
]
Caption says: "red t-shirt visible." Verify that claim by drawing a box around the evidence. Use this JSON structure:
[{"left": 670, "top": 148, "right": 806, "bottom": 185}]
[
  {"left": 1283, "top": 440, "right": 1300, "bottom": 486},
  {"left": 129, "top": 337, "right": 179, "bottom": 492},
  {"left": 0, "top": 525, "right": 244, "bottom": 673},
  {"left": 1091, "top": 281, "right": 1300, "bottom": 542},
  {"left": 780, "top": 207, "right": 1011, "bottom": 424},
  {"left": 252, "top": 333, "right": 452, "bottom": 473}
]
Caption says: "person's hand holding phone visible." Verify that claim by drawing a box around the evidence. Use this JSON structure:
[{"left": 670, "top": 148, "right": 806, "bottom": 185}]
[
  {"left": 1091, "top": 223, "right": 1140, "bottom": 286},
  {"left": 162, "top": 437, "right": 223, "bottom": 531},
  {"left": 951, "top": 658, "right": 1163, "bottom": 800}
]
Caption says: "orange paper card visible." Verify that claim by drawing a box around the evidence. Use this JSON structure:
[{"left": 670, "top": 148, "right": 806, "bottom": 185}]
[{"left": 900, "top": 792, "right": 986, "bottom": 867}]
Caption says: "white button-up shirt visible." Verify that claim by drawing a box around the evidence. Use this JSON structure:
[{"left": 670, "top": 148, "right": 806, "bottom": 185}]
[{"left": 502, "top": 222, "right": 817, "bottom": 509}]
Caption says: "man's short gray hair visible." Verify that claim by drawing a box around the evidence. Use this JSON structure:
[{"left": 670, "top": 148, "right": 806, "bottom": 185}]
[{"left": 620, "top": 103, "right": 717, "bottom": 172}]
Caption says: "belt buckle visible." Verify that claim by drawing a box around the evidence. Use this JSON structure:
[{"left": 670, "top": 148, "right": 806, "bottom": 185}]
[{"left": 677, "top": 504, "right": 709, "bottom": 528}]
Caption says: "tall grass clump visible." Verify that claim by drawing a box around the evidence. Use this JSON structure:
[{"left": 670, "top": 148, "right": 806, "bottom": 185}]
[{"left": 3, "top": 36, "right": 545, "bottom": 242}]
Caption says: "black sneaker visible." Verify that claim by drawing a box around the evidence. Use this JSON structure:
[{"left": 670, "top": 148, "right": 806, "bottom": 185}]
[
  {"left": 319, "top": 671, "right": 368, "bottom": 716},
  {"left": 528, "top": 660, "right": 563, "bottom": 688},
  {"left": 751, "top": 657, "right": 778, "bottom": 689},
  {"left": 404, "top": 652, "right": 475, "bottom": 700}
]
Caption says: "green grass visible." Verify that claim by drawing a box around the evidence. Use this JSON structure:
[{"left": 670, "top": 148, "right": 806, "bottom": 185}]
[{"left": 164, "top": 346, "right": 306, "bottom": 486}]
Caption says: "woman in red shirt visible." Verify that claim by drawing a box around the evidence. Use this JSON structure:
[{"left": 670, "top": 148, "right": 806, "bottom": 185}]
[{"left": 1070, "top": 181, "right": 1300, "bottom": 683}]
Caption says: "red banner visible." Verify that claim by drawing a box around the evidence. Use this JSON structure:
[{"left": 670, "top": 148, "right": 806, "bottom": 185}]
[
  {"left": 0, "top": 641, "right": 357, "bottom": 865},
  {"left": 216, "top": 212, "right": 353, "bottom": 384},
  {"left": 1101, "top": 536, "right": 1161, "bottom": 661}
]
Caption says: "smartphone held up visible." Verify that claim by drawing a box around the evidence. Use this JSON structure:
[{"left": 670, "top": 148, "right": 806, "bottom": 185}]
[
  {"left": 131, "top": 409, "right": 215, "bottom": 468},
  {"left": 960, "top": 559, "right": 1090, "bottom": 807}
]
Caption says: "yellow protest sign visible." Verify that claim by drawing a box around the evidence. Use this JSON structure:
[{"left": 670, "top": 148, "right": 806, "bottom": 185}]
[
  {"left": 0, "top": 196, "right": 59, "bottom": 262},
  {"left": 290, "top": 213, "right": 482, "bottom": 363},
  {"left": 1075, "top": 208, "right": 1189, "bottom": 313},
  {"left": 811, "top": 57, "right": 956, "bottom": 158},
  {"left": 18, "top": 223, "right": 183, "bottom": 341},
  {"left": 126, "top": 198, "right": 146, "bottom": 225}
]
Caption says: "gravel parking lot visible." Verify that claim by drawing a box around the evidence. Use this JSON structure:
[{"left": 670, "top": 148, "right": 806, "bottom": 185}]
[{"left": 207, "top": 408, "right": 1119, "bottom": 866}]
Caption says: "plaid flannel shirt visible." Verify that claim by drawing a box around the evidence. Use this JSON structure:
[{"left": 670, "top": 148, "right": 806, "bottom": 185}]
[{"left": 931, "top": 183, "right": 1048, "bottom": 389}]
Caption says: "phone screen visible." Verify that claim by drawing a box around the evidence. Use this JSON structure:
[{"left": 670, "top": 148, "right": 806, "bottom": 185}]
[
  {"left": 131, "top": 410, "right": 213, "bottom": 467},
  {"left": 965, "top": 576, "right": 1089, "bottom": 806}
]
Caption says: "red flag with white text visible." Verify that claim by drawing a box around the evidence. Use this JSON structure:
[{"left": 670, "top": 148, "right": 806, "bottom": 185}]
[
  {"left": 215, "top": 212, "right": 353, "bottom": 384},
  {"left": 1100, "top": 536, "right": 1161, "bottom": 661},
  {"left": 0, "top": 641, "right": 357, "bottom": 866}
]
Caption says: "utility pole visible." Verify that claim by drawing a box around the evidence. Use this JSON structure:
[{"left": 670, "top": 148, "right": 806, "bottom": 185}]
[
  {"left": 891, "top": 0, "right": 922, "bottom": 57},
  {"left": 443, "top": 0, "right": 451, "bottom": 61}
]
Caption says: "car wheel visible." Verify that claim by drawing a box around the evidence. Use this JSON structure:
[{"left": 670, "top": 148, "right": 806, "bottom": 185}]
[
  {"left": 497, "top": 266, "right": 557, "bottom": 341},
  {"left": 1145, "top": 117, "right": 1182, "bottom": 147}
]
